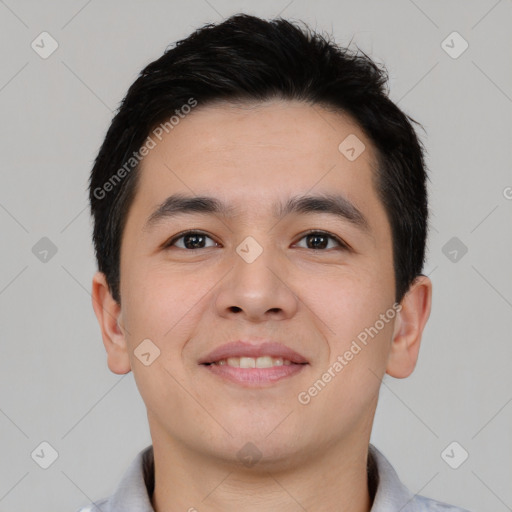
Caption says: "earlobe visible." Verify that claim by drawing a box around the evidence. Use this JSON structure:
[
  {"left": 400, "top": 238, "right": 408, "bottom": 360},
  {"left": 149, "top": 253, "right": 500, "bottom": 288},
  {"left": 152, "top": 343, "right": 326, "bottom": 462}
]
[
  {"left": 91, "top": 272, "right": 132, "bottom": 375},
  {"left": 386, "top": 275, "right": 432, "bottom": 379}
]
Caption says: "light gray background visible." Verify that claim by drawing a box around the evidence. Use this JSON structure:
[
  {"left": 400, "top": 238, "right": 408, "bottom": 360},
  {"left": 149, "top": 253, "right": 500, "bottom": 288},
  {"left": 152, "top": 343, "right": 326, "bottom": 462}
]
[{"left": 0, "top": 1, "right": 511, "bottom": 511}]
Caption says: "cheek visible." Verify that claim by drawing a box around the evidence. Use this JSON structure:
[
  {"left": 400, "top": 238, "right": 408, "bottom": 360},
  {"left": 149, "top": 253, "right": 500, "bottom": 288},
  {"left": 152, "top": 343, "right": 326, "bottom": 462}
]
[
  {"left": 121, "top": 261, "right": 222, "bottom": 397},
  {"left": 305, "top": 287, "right": 395, "bottom": 427},
  {"left": 121, "top": 266, "right": 203, "bottom": 418},
  {"left": 317, "top": 271, "right": 396, "bottom": 372},
  {"left": 122, "top": 261, "right": 202, "bottom": 338}
]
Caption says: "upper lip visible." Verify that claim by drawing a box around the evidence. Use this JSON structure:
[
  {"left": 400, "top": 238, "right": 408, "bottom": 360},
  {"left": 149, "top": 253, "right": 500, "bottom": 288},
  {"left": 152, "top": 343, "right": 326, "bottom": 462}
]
[{"left": 199, "top": 341, "right": 309, "bottom": 365}]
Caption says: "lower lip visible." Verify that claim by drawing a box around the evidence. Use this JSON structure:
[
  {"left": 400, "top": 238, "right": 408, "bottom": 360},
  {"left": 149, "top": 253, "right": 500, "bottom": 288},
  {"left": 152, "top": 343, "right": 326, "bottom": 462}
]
[{"left": 202, "top": 363, "right": 307, "bottom": 387}]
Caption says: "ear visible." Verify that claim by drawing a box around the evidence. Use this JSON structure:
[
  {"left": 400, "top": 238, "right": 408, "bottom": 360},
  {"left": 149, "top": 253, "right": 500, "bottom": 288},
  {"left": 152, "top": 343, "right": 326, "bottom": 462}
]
[
  {"left": 386, "top": 274, "right": 432, "bottom": 379},
  {"left": 91, "top": 272, "right": 131, "bottom": 375}
]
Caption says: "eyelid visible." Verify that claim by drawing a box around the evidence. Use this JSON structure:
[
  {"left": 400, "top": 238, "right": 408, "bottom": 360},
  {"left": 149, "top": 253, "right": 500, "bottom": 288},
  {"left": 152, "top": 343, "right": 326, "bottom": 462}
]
[
  {"left": 162, "top": 230, "right": 219, "bottom": 249},
  {"left": 162, "top": 229, "right": 350, "bottom": 250},
  {"left": 294, "top": 229, "right": 351, "bottom": 250}
]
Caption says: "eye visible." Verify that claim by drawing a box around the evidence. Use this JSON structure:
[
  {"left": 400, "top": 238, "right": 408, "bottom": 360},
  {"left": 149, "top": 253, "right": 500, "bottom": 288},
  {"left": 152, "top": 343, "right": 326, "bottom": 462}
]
[
  {"left": 294, "top": 230, "right": 349, "bottom": 251},
  {"left": 164, "top": 230, "right": 219, "bottom": 250},
  {"left": 163, "top": 230, "right": 349, "bottom": 251}
]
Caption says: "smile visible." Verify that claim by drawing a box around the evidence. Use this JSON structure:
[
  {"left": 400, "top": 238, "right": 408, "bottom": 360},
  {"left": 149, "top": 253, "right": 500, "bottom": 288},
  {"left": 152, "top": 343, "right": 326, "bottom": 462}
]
[
  {"left": 202, "top": 362, "right": 306, "bottom": 386},
  {"left": 199, "top": 340, "right": 309, "bottom": 387},
  {"left": 210, "top": 356, "right": 294, "bottom": 368}
]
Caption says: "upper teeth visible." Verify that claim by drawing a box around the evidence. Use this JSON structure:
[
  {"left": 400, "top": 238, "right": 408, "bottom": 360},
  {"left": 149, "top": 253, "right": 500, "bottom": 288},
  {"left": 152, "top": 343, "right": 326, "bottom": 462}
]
[{"left": 214, "top": 356, "right": 292, "bottom": 368}]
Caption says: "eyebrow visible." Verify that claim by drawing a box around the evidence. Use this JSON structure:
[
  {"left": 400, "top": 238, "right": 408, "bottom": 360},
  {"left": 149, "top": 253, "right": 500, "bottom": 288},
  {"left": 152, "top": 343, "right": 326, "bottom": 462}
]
[{"left": 144, "top": 193, "right": 371, "bottom": 234}]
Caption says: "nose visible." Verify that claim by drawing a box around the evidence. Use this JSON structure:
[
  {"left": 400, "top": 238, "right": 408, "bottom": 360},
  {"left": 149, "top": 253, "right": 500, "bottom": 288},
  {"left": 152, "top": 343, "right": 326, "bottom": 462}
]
[{"left": 214, "top": 239, "right": 299, "bottom": 323}]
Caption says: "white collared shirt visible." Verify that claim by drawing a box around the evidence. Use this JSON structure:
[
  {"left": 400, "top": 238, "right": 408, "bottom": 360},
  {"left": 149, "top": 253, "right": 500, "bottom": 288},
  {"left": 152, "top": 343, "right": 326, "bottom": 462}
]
[{"left": 76, "top": 444, "right": 470, "bottom": 511}]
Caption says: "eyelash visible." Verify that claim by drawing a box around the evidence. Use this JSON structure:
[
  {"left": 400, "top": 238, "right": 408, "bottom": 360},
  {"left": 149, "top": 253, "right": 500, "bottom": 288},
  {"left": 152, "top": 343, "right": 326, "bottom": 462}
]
[{"left": 163, "top": 230, "right": 350, "bottom": 251}]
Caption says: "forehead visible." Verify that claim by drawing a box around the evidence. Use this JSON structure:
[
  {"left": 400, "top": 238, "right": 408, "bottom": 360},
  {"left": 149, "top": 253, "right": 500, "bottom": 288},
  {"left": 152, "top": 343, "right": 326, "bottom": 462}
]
[
  {"left": 149, "top": 99, "right": 373, "bottom": 166},
  {"left": 130, "top": 99, "right": 388, "bottom": 235}
]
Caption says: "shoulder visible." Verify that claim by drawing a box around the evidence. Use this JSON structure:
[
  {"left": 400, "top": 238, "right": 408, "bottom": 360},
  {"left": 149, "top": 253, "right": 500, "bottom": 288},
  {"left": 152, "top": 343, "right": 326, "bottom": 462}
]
[
  {"left": 75, "top": 497, "right": 109, "bottom": 512},
  {"left": 73, "top": 445, "right": 154, "bottom": 512},
  {"left": 410, "top": 494, "right": 471, "bottom": 511},
  {"left": 369, "top": 444, "right": 472, "bottom": 512}
]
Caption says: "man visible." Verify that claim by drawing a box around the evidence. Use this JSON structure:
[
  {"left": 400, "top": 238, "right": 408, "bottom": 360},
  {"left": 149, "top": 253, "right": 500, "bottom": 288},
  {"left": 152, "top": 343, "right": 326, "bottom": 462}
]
[{"left": 81, "top": 13, "right": 470, "bottom": 512}]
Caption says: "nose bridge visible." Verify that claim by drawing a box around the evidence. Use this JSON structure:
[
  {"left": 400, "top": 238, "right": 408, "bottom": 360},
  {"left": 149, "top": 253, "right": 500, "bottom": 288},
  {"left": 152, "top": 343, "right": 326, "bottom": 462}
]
[
  {"left": 215, "top": 233, "right": 297, "bottom": 320},
  {"left": 235, "top": 234, "right": 277, "bottom": 289}
]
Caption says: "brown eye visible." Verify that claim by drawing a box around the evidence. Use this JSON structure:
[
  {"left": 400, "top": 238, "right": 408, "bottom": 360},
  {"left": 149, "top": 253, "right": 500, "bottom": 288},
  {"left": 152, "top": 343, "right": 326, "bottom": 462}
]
[
  {"left": 295, "top": 231, "right": 348, "bottom": 250},
  {"left": 165, "top": 231, "right": 218, "bottom": 250}
]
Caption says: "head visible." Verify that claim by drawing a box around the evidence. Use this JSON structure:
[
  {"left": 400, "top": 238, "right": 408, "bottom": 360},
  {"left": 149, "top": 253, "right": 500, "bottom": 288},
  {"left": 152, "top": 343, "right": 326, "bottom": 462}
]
[{"left": 90, "top": 14, "right": 431, "bottom": 468}]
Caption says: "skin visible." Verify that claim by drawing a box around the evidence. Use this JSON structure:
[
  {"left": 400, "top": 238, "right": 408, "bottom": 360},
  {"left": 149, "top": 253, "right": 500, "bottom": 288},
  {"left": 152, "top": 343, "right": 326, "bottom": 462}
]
[{"left": 92, "top": 99, "right": 432, "bottom": 512}]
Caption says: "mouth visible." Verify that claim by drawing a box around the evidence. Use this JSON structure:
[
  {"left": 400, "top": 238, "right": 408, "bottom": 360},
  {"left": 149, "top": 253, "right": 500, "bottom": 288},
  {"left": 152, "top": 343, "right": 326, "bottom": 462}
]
[
  {"left": 206, "top": 356, "right": 298, "bottom": 368},
  {"left": 199, "top": 341, "right": 309, "bottom": 387}
]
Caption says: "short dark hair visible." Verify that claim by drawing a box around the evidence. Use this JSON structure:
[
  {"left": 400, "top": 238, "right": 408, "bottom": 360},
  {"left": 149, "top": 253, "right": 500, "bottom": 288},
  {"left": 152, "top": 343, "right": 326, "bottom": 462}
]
[{"left": 89, "top": 13, "right": 429, "bottom": 304}]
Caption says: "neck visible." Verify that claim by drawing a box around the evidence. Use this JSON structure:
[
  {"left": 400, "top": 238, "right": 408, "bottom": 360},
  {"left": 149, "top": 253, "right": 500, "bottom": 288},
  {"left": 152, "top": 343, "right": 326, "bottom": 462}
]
[{"left": 150, "top": 433, "right": 372, "bottom": 512}]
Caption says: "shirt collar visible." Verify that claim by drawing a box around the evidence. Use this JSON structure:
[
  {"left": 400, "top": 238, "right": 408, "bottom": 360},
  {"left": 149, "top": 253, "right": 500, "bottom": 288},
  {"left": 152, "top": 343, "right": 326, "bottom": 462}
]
[
  {"left": 106, "top": 444, "right": 418, "bottom": 512},
  {"left": 107, "top": 445, "right": 154, "bottom": 511}
]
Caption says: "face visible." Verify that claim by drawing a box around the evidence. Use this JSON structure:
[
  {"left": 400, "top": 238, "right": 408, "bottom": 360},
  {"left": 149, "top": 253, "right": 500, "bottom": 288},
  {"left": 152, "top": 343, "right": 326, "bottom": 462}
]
[{"left": 94, "top": 99, "right": 431, "bottom": 469}]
